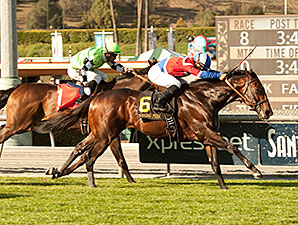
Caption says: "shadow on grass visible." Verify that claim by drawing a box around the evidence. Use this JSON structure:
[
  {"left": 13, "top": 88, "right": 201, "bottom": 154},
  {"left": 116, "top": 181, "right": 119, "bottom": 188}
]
[
  {"left": 225, "top": 180, "right": 298, "bottom": 188},
  {"left": 0, "top": 193, "right": 30, "bottom": 199},
  {"left": 0, "top": 179, "right": 87, "bottom": 187},
  {"left": 157, "top": 174, "right": 298, "bottom": 188}
]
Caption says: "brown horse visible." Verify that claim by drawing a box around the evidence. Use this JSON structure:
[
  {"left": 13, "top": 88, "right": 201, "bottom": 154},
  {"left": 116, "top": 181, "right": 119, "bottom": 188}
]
[
  {"left": 0, "top": 60, "right": 156, "bottom": 183},
  {"left": 32, "top": 68, "right": 273, "bottom": 189}
]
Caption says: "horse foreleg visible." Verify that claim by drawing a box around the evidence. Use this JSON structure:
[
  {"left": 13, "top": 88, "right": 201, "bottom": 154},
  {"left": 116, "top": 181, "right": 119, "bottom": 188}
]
[
  {"left": 110, "top": 137, "right": 136, "bottom": 183},
  {"left": 227, "top": 144, "right": 262, "bottom": 179},
  {"left": 205, "top": 145, "right": 227, "bottom": 189},
  {"left": 204, "top": 129, "right": 262, "bottom": 179}
]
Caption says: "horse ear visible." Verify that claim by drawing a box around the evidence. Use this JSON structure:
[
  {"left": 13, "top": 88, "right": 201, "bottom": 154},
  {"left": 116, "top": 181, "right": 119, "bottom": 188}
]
[{"left": 148, "top": 57, "right": 158, "bottom": 66}]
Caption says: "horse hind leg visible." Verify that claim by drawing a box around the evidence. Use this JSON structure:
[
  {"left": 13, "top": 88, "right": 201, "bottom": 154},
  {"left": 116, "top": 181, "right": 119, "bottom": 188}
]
[
  {"left": 46, "top": 134, "right": 95, "bottom": 178},
  {"left": 54, "top": 136, "right": 110, "bottom": 188},
  {"left": 0, "top": 125, "right": 20, "bottom": 144},
  {"left": 54, "top": 151, "right": 90, "bottom": 179},
  {"left": 205, "top": 145, "right": 228, "bottom": 189},
  {"left": 110, "top": 137, "right": 136, "bottom": 183}
]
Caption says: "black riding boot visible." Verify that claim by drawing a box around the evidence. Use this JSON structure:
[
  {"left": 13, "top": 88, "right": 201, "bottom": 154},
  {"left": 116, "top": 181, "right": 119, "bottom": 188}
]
[
  {"left": 154, "top": 85, "right": 180, "bottom": 112},
  {"left": 76, "top": 80, "right": 99, "bottom": 104},
  {"left": 88, "top": 80, "right": 98, "bottom": 93}
]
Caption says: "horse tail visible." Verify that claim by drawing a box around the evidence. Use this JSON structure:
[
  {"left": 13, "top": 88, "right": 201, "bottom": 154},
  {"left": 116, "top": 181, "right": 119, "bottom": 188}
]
[
  {"left": 0, "top": 85, "right": 20, "bottom": 109},
  {"left": 32, "top": 95, "right": 96, "bottom": 134}
]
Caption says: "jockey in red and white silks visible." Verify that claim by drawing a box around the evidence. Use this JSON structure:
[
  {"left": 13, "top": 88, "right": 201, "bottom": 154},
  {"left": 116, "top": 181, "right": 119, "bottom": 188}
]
[{"left": 148, "top": 52, "right": 226, "bottom": 112}]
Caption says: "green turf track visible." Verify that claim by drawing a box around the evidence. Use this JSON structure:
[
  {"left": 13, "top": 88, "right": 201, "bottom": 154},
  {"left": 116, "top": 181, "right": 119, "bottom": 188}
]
[{"left": 0, "top": 177, "right": 297, "bottom": 224}]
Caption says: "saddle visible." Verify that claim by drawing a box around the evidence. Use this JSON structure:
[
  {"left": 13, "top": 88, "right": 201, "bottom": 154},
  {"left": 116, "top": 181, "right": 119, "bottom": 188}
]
[
  {"left": 137, "top": 91, "right": 178, "bottom": 141},
  {"left": 55, "top": 82, "right": 89, "bottom": 135}
]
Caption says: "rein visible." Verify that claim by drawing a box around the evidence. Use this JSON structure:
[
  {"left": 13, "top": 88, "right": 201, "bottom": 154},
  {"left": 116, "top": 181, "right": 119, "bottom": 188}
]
[
  {"left": 224, "top": 79, "right": 254, "bottom": 108},
  {"left": 224, "top": 77, "right": 268, "bottom": 110},
  {"left": 131, "top": 71, "right": 160, "bottom": 88}
]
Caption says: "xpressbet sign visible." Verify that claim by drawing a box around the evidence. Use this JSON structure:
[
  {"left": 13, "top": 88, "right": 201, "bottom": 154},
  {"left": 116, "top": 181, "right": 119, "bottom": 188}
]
[
  {"left": 139, "top": 123, "right": 298, "bottom": 165},
  {"left": 139, "top": 123, "right": 259, "bottom": 165}
]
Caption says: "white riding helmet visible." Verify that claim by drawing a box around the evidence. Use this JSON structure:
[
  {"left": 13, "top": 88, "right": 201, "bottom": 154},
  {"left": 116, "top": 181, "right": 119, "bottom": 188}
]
[{"left": 193, "top": 52, "right": 211, "bottom": 70}]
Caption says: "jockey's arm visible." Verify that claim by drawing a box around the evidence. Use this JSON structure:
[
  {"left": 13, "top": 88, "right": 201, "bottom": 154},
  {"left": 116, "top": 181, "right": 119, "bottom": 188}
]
[
  {"left": 199, "top": 71, "right": 222, "bottom": 79},
  {"left": 184, "top": 65, "right": 223, "bottom": 80},
  {"left": 107, "top": 61, "right": 131, "bottom": 73},
  {"left": 82, "top": 57, "right": 94, "bottom": 71},
  {"left": 79, "top": 57, "right": 94, "bottom": 83}
]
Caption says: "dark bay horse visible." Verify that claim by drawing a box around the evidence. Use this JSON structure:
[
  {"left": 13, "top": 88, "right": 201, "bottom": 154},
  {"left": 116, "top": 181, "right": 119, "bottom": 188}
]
[
  {"left": 33, "top": 69, "right": 273, "bottom": 189},
  {"left": 0, "top": 60, "right": 156, "bottom": 183}
]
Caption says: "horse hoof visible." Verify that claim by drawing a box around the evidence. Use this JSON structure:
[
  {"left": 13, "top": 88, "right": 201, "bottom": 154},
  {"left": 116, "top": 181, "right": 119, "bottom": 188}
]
[
  {"left": 45, "top": 167, "right": 55, "bottom": 175},
  {"left": 253, "top": 172, "right": 263, "bottom": 179},
  {"left": 220, "top": 186, "right": 229, "bottom": 190}
]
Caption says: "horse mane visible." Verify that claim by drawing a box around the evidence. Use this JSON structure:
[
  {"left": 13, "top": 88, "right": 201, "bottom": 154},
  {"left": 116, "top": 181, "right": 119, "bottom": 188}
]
[{"left": 189, "top": 78, "right": 219, "bottom": 87}]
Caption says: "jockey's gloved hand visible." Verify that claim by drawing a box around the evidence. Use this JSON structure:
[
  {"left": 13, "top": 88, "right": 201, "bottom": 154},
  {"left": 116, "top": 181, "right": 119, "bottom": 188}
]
[
  {"left": 82, "top": 58, "right": 94, "bottom": 71},
  {"left": 219, "top": 72, "right": 227, "bottom": 81},
  {"left": 123, "top": 67, "right": 133, "bottom": 74},
  {"left": 80, "top": 70, "right": 88, "bottom": 83}
]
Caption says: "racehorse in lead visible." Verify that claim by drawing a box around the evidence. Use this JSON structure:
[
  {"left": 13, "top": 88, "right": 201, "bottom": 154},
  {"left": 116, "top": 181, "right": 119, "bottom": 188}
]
[
  {"left": 0, "top": 59, "right": 157, "bottom": 183},
  {"left": 33, "top": 68, "right": 273, "bottom": 189}
]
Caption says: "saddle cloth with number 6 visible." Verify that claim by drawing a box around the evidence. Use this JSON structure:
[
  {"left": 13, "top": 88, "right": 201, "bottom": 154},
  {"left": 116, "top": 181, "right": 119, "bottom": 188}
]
[{"left": 137, "top": 91, "right": 176, "bottom": 121}]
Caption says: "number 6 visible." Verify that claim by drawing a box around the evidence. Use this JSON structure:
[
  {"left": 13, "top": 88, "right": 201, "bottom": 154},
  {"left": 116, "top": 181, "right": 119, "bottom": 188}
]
[{"left": 139, "top": 96, "right": 151, "bottom": 112}]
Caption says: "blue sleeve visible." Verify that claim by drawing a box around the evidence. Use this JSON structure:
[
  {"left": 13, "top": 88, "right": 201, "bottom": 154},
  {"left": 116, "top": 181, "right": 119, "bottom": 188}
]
[{"left": 200, "top": 71, "right": 221, "bottom": 79}]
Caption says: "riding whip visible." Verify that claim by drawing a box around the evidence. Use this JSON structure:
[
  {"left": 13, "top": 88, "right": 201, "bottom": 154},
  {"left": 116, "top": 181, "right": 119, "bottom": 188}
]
[
  {"left": 223, "top": 46, "right": 257, "bottom": 108},
  {"left": 131, "top": 70, "right": 160, "bottom": 88},
  {"left": 227, "top": 46, "right": 257, "bottom": 76}
]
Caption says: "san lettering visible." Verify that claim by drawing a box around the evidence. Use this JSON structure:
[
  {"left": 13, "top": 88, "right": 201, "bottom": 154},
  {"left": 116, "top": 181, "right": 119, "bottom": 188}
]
[
  {"left": 281, "top": 83, "right": 298, "bottom": 95},
  {"left": 234, "top": 19, "right": 255, "bottom": 30},
  {"left": 267, "top": 128, "right": 298, "bottom": 158}
]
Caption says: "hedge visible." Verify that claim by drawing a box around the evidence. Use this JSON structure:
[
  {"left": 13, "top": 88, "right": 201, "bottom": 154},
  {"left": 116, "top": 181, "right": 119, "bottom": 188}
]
[{"left": 17, "top": 27, "right": 216, "bottom": 45}]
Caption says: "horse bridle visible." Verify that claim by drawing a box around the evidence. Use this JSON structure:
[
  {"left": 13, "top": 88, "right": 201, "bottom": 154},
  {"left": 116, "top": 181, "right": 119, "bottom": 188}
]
[{"left": 224, "top": 76, "right": 269, "bottom": 111}]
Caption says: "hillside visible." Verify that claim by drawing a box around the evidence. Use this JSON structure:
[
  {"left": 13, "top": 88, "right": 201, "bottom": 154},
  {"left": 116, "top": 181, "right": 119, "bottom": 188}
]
[{"left": 17, "top": 0, "right": 298, "bottom": 30}]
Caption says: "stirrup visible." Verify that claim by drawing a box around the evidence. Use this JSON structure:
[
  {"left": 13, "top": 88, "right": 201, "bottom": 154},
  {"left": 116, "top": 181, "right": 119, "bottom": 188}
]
[
  {"left": 75, "top": 98, "right": 83, "bottom": 105},
  {"left": 76, "top": 95, "right": 88, "bottom": 104}
]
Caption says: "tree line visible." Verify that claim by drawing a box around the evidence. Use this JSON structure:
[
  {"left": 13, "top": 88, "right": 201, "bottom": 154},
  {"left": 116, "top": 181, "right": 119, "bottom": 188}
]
[{"left": 26, "top": 0, "right": 267, "bottom": 30}]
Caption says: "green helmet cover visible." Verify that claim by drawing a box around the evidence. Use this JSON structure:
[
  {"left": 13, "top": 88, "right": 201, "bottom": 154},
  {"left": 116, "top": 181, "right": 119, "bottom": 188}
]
[{"left": 104, "top": 42, "right": 121, "bottom": 54}]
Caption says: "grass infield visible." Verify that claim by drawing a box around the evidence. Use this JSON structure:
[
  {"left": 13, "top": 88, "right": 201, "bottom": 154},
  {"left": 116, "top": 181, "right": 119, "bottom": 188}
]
[{"left": 0, "top": 177, "right": 297, "bottom": 224}]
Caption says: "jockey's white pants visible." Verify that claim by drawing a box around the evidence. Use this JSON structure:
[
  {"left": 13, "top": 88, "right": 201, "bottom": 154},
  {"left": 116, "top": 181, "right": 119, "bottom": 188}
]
[
  {"left": 148, "top": 64, "right": 184, "bottom": 88},
  {"left": 67, "top": 67, "right": 107, "bottom": 84}
]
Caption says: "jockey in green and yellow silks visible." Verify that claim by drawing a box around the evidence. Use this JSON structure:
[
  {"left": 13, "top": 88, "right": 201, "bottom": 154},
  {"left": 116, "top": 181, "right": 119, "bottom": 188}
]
[{"left": 68, "top": 42, "right": 131, "bottom": 103}]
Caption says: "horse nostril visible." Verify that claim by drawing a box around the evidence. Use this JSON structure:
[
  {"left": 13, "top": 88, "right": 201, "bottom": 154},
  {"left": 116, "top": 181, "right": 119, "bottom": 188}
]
[{"left": 265, "top": 110, "right": 273, "bottom": 118}]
